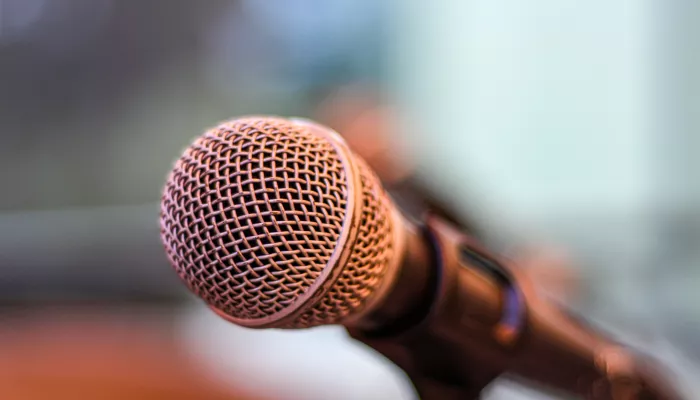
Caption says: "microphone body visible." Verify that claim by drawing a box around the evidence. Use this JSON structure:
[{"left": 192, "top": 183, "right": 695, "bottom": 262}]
[
  {"left": 351, "top": 215, "right": 681, "bottom": 399},
  {"left": 160, "top": 116, "right": 682, "bottom": 399}
]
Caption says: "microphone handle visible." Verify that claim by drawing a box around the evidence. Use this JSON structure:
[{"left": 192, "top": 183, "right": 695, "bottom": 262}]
[{"left": 347, "top": 216, "right": 683, "bottom": 400}]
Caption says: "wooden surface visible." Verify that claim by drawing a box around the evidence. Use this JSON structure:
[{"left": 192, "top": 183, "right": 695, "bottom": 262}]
[{"left": 0, "top": 307, "right": 265, "bottom": 400}]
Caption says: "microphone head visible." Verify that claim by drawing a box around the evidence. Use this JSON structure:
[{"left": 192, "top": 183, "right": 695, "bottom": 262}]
[{"left": 160, "top": 117, "right": 399, "bottom": 328}]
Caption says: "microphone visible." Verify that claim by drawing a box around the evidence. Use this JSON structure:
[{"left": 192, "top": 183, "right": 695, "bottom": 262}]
[{"left": 160, "top": 116, "right": 682, "bottom": 399}]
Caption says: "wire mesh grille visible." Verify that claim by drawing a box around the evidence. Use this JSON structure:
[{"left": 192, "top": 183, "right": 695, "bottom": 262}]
[
  {"left": 160, "top": 118, "right": 347, "bottom": 321},
  {"left": 292, "top": 157, "right": 394, "bottom": 327},
  {"left": 160, "top": 117, "right": 394, "bottom": 327}
]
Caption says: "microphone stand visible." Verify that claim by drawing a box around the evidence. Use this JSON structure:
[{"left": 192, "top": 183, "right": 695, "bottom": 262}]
[{"left": 347, "top": 216, "right": 684, "bottom": 400}]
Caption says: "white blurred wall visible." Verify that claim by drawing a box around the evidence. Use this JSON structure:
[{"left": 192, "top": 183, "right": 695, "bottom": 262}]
[{"left": 390, "top": 0, "right": 653, "bottom": 219}]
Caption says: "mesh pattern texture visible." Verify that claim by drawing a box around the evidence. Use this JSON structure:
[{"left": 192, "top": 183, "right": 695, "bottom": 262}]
[{"left": 160, "top": 117, "right": 393, "bottom": 327}]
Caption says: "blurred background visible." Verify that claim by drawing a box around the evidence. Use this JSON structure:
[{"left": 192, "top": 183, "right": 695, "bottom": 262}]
[{"left": 0, "top": 0, "right": 698, "bottom": 399}]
